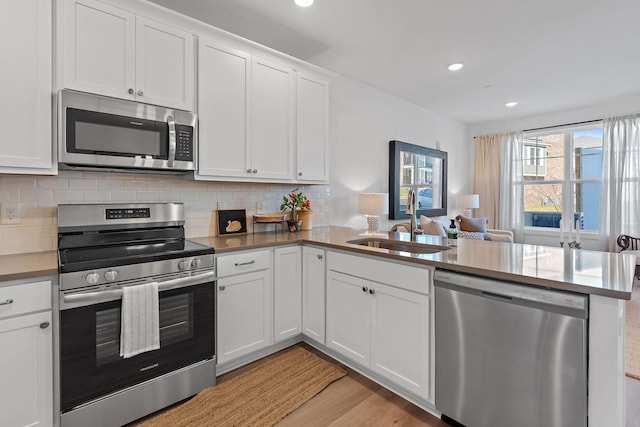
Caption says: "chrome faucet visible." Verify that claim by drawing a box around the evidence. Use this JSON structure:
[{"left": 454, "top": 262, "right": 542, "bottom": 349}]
[{"left": 405, "top": 190, "right": 422, "bottom": 240}]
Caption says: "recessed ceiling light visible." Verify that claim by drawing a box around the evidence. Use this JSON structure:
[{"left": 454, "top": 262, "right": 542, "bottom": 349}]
[
  {"left": 447, "top": 63, "right": 464, "bottom": 71},
  {"left": 505, "top": 101, "right": 518, "bottom": 107},
  {"left": 294, "top": 0, "right": 314, "bottom": 6}
]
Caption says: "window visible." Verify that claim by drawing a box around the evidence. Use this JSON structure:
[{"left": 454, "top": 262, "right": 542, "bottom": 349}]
[{"left": 520, "top": 123, "right": 603, "bottom": 232}]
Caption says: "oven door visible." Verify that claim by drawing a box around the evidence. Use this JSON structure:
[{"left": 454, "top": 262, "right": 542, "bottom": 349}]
[{"left": 59, "top": 278, "right": 214, "bottom": 413}]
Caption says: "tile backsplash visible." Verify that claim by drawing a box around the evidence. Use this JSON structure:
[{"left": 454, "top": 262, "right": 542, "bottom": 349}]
[{"left": 0, "top": 170, "right": 330, "bottom": 255}]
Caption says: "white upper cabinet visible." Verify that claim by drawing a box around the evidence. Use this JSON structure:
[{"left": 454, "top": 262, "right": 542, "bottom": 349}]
[
  {"left": 296, "top": 73, "right": 329, "bottom": 182},
  {"left": 198, "top": 40, "right": 250, "bottom": 178},
  {"left": 197, "top": 38, "right": 329, "bottom": 183},
  {"left": 63, "top": 0, "right": 194, "bottom": 110},
  {"left": 250, "top": 57, "right": 295, "bottom": 180},
  {"left": 0, "top": 0, "right": 53, "bottom": 173}
]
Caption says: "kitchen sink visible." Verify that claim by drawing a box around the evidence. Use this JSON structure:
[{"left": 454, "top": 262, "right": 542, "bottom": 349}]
[{"left": 346, "top": 238, "right": 450, "bottom": 254}]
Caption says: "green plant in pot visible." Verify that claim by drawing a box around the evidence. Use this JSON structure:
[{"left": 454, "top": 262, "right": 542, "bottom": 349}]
[{"left": 280, "top": 188, "right": 310, "bottom": 232}]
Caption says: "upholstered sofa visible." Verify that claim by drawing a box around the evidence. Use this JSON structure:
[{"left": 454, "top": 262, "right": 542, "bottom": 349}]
[{"left": 391, "top": 215, "right": 514, "bottom": 243}]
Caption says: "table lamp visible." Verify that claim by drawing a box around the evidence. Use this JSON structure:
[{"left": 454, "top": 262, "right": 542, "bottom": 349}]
[
  {"left": 358, "top": 193, "right": 389, "bottom": 235},
  {"left": 457, "top": 194, "right": 479, "bottom": 217}
]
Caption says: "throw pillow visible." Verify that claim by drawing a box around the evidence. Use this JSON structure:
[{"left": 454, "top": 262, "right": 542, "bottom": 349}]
[
  {"left": 458, "top": 231, "right": 487, "bottom": 240},
  {"left": 456, "top": 215, "right": 488, "bottom": 233},
  {"left": 422, "top": 221, "right": 447, "bottom": 237}
]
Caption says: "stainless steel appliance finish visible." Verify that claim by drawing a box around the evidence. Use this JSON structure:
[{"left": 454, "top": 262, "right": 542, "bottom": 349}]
[
  {"left": 58, "top": 90, "right": 197, "bottom": 173},
  {"left": 434, "top": 270, "right": 588, "bottom": 427},
  {"left": 55, "top": 203, "right": 215, "bottom": 427}
]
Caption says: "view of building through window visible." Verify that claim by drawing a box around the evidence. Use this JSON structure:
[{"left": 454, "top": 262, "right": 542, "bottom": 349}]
[{"left": 522, "top": 124, "right": 603, "bottom": 232}]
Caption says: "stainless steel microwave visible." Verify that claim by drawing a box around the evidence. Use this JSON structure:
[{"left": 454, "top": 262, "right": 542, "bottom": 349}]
[{"left": 58, "top": 90, "right": 197, "bottom": 173}]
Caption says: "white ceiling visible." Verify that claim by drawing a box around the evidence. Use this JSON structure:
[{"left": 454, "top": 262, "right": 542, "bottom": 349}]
[{"left": 148, "top": 0, "right": 640, "bottom": 124}]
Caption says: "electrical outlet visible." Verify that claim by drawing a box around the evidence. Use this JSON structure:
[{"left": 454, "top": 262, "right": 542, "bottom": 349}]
[{"left": 1, "top": 203, "right": 21, "bottom": 225}]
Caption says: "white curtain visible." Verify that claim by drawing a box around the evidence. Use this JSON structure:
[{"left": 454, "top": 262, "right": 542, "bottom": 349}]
[
  {"left": 474, "top": 132, "right": 525, "bottom": 242},
  {"left": 598, "top": 113, "right": 640, "bottom": 252}
]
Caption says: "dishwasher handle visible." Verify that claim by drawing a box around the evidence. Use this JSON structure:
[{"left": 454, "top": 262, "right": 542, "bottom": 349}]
[{"left": 434, "top": 270, "right": 588, "bottom": 315}]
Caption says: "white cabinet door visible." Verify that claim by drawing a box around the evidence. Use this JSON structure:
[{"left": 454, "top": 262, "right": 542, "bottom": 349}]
[
  {"left": 64, "top": 0, "right": 194, "bottom": 110},
  {"left": 135, "top": 17, "right": 194, "bottom": 110},
  {"left": 273, "top": 246, "right": 302, "bottom": 342},
  {"left": 0, "top": 311, "right": 52, "bottom": 427},
  {"left": 296, "top": 73, "right": 329, "bottom": 182},
  {"left": 64, "top": 0, "right": 136, "bottom": 100},
  {"left": 198, "top": 40, "right": 251, "bottom": 178},
  {"left": 302, "top": 246, "right": 326, "bottom": 343},
  {"left": 251, "top": 57, "right": 295, "bottom": 180},
  {"left": 0, "top": 0, "right": 52, "bottom": 173},
  {"left": 326, "top": 271, "right": 370, "bottom": 366},
  {"left": 217, "top": 270, "right": 272, "bottom": 364},
  {"left": 370, "top": 282, "right": 430, "bottom": 401}
]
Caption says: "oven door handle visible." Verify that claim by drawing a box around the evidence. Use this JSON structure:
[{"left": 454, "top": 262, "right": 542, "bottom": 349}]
[{"left": 61, "top": 271, "right": 215, "bottom": 309}]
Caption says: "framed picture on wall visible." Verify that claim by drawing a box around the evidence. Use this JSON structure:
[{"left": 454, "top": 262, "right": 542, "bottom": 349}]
[{"left": 217, "top": 209, "right": 247, "bottom": 235}]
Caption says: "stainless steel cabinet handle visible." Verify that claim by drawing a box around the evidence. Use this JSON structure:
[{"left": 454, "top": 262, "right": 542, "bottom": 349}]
[
  {"left": 298, "top": 172, "right": 303, "bottom": 176},
  {"left": 246, "top": 168, "right": 252, "bottom": 173},
  {"left": 317, "top": 254, "right": 323, "bottom": 260},
  {"left": 369, "top": 289, "right": 376, "bottom": 295},
  {"left": 137, "top": 90, "right": 144, "bottom": 96},
  {"left": 167, "top": 115, "right": 176, "bottom": 168},
  {"left": 128, "top": 88, "right": 134, "bottom": 94},
  {"left": 39, "top": 322, "right": 50, "bottom": 329},
  {"left": 362, "top": 286, "right": 368, "bottom": 293},
  {"left": 0, "top": 298, "right": 14, "bottom": 306},
  {"left": 252, "top": 169, "right": 258, "bottom": 174},
  {"left": 234, "top": 260, "right": 256, "bottom": 267},
  {"left": 219, "top": 285, "right": 226, "bottom": 291}
]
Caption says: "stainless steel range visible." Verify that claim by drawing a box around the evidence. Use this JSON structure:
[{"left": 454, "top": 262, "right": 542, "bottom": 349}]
[{"left": 54, "top": 202, "right": 216, "bottom": 427}]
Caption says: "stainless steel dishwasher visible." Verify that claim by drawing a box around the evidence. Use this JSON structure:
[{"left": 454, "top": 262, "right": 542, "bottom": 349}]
[{"left": 434, "top": 270, "right": 588, "bottom": 427}]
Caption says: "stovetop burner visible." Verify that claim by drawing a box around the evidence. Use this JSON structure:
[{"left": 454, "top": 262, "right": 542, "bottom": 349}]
[{"left": 59, "top": 239, "right": 213, "bottom": 273}]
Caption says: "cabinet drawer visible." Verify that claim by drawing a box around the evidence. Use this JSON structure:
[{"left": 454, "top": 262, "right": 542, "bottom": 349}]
[
  {"left": 327, "top": 251, "right": 431, "bottom": 295},
  {"left": 216, "top": 250, "right": 270, "bottom": 278},
  {"left": 0, "top": 280, "right": 51, "bottom": 320}
]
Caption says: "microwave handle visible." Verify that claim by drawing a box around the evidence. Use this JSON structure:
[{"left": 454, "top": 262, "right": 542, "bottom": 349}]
[{"left": 167, "top": 115, "right": 176, "bottom": 167}]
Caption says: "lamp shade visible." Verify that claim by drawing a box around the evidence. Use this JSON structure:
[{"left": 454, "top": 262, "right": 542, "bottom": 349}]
[
  {"left": 457, "top": 194, "right": 479, "bottom": 209},
  {"left": 358, "top": 193, "right": 389, "bottom": 215}
]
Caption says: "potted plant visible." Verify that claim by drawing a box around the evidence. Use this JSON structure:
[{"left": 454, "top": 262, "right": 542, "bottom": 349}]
[{"left": 280, "top": 189, "right": 310, "bottom": 232}]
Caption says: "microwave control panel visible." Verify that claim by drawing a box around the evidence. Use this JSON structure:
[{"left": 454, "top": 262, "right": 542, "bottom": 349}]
[{"left": 175, "top": 125, "right": 194, "bottom": 161}]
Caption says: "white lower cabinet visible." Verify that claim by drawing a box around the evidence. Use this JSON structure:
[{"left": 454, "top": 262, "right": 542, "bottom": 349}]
[
  {"left": 0, "top": 279, "right": 53, "bottom": 427},
  {"left": 326, "top": 251, "right": 432, "bottom": 402},
  {"left": 302, "top": 246, "right": 326, "bottom": 343},
  {"left": 273, "top": 246, "right": 302, "bottom": 342},
  {"left": 216, "top": 251, "right": 272, "bottom": 364}
]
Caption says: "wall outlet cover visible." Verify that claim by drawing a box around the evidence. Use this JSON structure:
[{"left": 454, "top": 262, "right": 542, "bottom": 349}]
[{"left": 1, "top": 203, "right": 21, "bottom": 224}]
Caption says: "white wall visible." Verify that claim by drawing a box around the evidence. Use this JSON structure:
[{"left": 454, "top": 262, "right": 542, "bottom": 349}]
[{"left": 329, "top": 76, "right": 470, "bottom": 231}]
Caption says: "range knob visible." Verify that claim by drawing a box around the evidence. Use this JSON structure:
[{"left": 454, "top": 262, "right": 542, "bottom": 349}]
[
  {"left": 191, "top": 258, "right": 202, "bottom": 269},
  {"left": 104, "top": 269, "right": 118, "bottom": 282},
  {"left": 178, "top": 259, "right": 191, "bottom": 271},
  {"left": 86, "top": 272, "right": 100, "bottom": 285}
]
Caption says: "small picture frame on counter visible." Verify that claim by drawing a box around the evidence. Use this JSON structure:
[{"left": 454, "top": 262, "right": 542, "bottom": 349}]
[{"left": 217, "top": 209, "right": 247, "bottom": 235}]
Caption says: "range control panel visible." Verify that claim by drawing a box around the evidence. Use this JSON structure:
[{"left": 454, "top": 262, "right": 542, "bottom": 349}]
[{"left": 105, "top": 208, "right": 151, "bottom": 220}]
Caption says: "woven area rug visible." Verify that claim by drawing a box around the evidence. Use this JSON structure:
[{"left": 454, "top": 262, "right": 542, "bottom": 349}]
[
  {"left": 134, "top": 346, "right": 346, "bottom": 426},
  {"left": 627, "top": 285, "right": 640, "bottom": 379}
]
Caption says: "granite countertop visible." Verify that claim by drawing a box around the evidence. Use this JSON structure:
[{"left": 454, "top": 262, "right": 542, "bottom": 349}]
[
  {"left": 1, "top": 226, "right": 634, "bottom": 300},
  {"left": 0, "top": 250, "right": 59, "bottom": 282},
  {"left": 193, "top": 226, "right": 635, "bottom": 300}
]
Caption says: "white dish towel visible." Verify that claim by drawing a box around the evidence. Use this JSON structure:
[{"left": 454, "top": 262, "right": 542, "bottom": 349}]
[{"left": 120, "top": 282, "right": 160, "bottom": 359}]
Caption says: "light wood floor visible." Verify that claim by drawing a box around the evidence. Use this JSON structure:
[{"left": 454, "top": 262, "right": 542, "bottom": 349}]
[
  {"left": 218, "top": 342, "right": 447, "bottom": 427},
  {"left": 221, "top": 342, "right": 640, "bottom": 427}
]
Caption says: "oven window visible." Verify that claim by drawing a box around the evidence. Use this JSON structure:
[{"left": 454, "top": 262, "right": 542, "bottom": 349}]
[{"left": 95, "top": 293, "right": 194, "bottom": 366}]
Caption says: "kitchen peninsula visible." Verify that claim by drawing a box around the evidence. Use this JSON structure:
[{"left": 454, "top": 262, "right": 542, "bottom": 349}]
[{"left": 1, "top": 226, "right": 633, "bottom": 426}]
